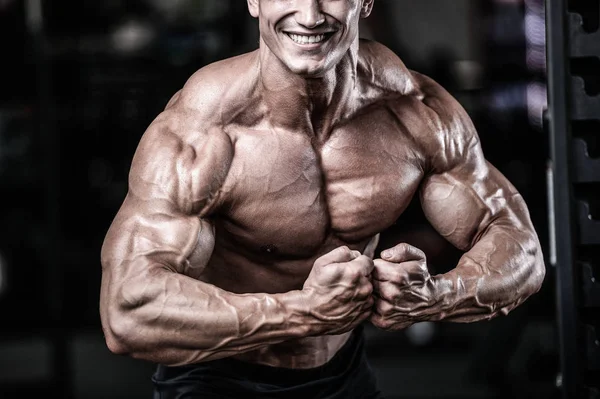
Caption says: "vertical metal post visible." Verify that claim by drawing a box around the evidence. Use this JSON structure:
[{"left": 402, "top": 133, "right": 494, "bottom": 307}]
[{"left": 545, "top": 0, "right": 580, "bottom": 397}]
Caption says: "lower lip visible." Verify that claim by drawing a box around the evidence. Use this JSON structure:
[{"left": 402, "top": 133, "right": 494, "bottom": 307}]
[{"left": 284, "top": 33, "right": 331, "bottom": 50}]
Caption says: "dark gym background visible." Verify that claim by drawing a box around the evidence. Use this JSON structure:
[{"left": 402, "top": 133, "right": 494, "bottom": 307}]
[{"left": 0, "top": 0, "right": 597, "bottom": 398}]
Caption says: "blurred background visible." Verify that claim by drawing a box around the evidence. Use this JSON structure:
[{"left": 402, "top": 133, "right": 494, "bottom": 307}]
[{"left": 0, "top": 0, "right": 597, "bottom": 398}]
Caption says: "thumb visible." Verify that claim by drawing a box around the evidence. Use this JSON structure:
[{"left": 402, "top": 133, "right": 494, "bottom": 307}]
[
  {"left": 315, "top": 246, "right": 360, "bottom": 268},
  {"left": 380, "top": 243, "right": 426, "bottom": 263}
]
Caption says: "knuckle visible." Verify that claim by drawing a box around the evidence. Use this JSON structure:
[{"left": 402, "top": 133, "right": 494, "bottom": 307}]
[
  {"left": 351, "top": 261, "right": 366, "bottom": 274},
  {"left": 391, "top": 270, "right": 405, "bottom": 284},
  {"left": 341, "top": 267, "right": 358, "bottom": 283},
  {"left": 339, "top": 245, "right": 350, "bottom": 254},
  {"left": 349, "top": 270, "right": 361, "bottom": 282},
  {"left": 391, "top": 290, "right": 403, "bottom": 304},
  {"left": 380, "top": 319, "right": 393, "bottom": 330},
  {"left": 359, "top": 284, "right": 373, "bottom": 299},
  {"left": 372, "top": 315, "right": 392, "bottom": 330},
  {"left": 379, "top": 284, "right": 396, "bottom": 301},
  {"left": 357, "top": 255, "right": 374, "bottom": 269},
  {"left": 375, "top": 299, "right": 392, "bottom": 315},
  {"left": 355, "top": 267, "right": 366, "bottom": 280},
  {"left": 397, "top": 242, "right": 411, "bottom": 251}
]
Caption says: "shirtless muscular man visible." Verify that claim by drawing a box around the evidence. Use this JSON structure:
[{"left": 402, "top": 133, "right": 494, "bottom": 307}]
[{"left": 100, "top": 1, "right": 546, "bottom": 397}]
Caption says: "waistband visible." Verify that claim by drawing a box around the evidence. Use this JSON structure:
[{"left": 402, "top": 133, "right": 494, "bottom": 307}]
[{"left": 154, "top": 326, "right": 365, "bottom": 387}]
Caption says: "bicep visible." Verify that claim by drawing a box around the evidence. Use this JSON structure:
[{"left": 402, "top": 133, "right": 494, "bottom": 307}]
[
  {"left": 420, "top": 154, "right": 528, "bottom": 252},
  {"left": 101, "top": 111, "right": 232, "bottom": 277},
  {"left": 414, "top": 73, "right": 531, "bottom": 251},
  {"left": 101, "top": 194, "right": 209, "bottom": 277}
]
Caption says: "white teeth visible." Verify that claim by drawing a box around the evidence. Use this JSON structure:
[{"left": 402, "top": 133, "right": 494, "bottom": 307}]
[{"left": 288, "top": 33, "right": 326, "bottom": 45}]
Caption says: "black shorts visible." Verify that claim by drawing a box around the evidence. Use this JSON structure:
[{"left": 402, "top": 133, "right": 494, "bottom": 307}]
[{"left": 151, "top": 327, "right": 384, "bottom": 399}]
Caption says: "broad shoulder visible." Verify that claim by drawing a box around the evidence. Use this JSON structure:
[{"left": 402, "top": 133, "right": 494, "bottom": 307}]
[
  {"left": 357, "top": 42, "right": 480, "bottom": 173},
  {"left": 125, "top": 109, "right": 233, "bottom": 218},
  {"left": 129, "top": 104, "right": 234, "bottom": 211},
  {"left": 133, "top": 52, "right": 260, "bottom": 161},
  {"left": 125, "top": 56, "right": 254, "bottom": 213},
  {"left": 357, "top": 39, "right": 420, "bottom": 97},
  {"left": 409, "top": 71, "right": 481, "bottom": 173},
  {"left": 172, "top": 51, "right": 260, "bottom": 124},
  {"left": 357, "top": 41, "right": 479, "bottom": 172}
]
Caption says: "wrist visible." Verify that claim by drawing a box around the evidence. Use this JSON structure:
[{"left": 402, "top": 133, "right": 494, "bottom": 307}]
[
  {"left": 430, "top": 271, "right": 469, "bottom": 321},
  {"left": 274, "top": 289, "right": 318, "bottom": 337}
]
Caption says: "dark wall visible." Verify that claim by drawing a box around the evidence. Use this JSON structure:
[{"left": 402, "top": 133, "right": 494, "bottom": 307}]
[{"left": 0, "top": 1, "right": 559, "bottom": 398}]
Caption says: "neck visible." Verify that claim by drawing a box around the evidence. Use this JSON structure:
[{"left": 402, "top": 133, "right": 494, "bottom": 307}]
[{"left": 257, "top": 38, "right": 359, "bottom": 138}]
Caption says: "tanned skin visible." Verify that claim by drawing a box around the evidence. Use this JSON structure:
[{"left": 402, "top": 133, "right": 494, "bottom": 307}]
[{"left": 100, "top": 0, "right": 545, "bottom": 369}]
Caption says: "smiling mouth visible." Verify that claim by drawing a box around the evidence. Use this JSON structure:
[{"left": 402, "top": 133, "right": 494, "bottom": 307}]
[{"left": 285, "top": 32, "right": 334, "bottom": 45}]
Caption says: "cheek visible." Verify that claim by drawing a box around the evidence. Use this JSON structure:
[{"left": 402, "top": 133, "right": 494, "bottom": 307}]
[
  {"left": 329, "top": 2, "right": 361, "bottom": 24},
  {"left": 258, "top": 18, "right": 282, "bottom": 50},
  {"left": 259, "top": 12, "right": 276, "bottom": 33}
]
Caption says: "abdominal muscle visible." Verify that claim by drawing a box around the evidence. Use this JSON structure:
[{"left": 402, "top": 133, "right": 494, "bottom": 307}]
[{"left": 231, "top": 332, "right": 353, "bottom": 369}]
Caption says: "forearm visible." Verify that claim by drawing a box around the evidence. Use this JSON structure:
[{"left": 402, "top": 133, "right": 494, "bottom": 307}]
[
  {"left": 101, "top": 269, "right": 312, "bottom": 366},
  {"left": 431, "top": 224, "right": 545, "bottom": 322}
]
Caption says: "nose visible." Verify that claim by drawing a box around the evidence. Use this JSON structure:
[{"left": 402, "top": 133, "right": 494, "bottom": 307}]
[{"left": 294, "top": 0, "right": 325, "bottom": 29}]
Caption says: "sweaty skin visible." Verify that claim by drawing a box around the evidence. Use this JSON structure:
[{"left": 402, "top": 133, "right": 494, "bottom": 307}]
[{"left": 100, "top": 0, "right": 545, "bottom": 370}]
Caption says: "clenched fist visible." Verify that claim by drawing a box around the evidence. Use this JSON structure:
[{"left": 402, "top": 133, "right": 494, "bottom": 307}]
[
  {"left": 370, "top": 243, "right": 438, "bottom": 331},
  {"left": 302, "top": 246, "right": 375, "bottom": 335}
]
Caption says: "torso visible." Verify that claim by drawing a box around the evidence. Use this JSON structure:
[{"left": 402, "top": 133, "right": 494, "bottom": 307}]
[{"left": 181, "top": 40, "right": 432, "bottom": 369}]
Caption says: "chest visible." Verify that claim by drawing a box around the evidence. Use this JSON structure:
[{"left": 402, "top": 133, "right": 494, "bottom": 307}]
[{"left": 217, "top": 112, "right": 425, "bottom": 257}]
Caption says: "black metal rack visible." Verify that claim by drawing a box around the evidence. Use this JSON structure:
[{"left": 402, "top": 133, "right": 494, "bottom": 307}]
[{"left": 546, "top": 0, "right": 600, "bottom": 398}]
